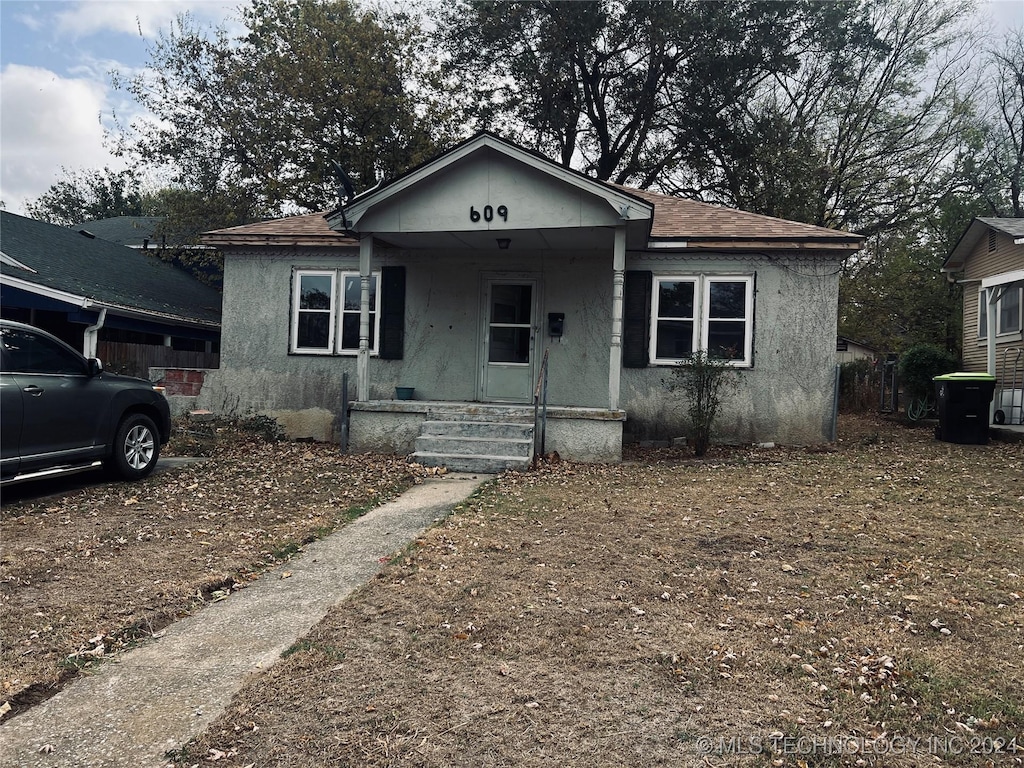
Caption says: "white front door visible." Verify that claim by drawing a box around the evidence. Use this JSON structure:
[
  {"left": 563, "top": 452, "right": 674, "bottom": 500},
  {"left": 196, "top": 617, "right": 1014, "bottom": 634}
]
[{"left": 481, "top": 279, "right": 537, "bottom": 402}]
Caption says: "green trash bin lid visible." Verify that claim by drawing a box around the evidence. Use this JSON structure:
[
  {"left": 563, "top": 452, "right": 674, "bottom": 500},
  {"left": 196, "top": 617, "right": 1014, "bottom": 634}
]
[{"left": 933, "top": 372, "right": 996, "bottom": 381}]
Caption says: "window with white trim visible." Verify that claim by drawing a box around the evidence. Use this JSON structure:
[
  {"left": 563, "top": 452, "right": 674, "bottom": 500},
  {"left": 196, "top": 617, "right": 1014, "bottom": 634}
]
[
  {"left": 651, "top": 275, "right": 754, "bottom": 366},
  {"left": 979, "top": 285, "right": 1023, "bottom": 339},
  {"left": 291, "top": 269, "right": 380, "bottom": 355}
]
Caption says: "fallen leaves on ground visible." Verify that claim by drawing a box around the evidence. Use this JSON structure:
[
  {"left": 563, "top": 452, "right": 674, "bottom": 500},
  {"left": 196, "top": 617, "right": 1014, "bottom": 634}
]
[
  {"left": 0, "top": 425, "right": 417, "bottom": 717},
  {"left": 183, "top": 415, "right": 1024, "bottom": 767}
]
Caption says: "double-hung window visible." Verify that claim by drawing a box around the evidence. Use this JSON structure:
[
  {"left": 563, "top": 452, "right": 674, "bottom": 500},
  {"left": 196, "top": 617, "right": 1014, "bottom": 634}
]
[
  {"left": 651, "top": 275, "right": 754, "bottom": 366},
  {"left": 291, "top": 269, "right": 380, "bottom": 355},
  {"left": 979, "top": 285, "right": 1023, "bottom": 339}
]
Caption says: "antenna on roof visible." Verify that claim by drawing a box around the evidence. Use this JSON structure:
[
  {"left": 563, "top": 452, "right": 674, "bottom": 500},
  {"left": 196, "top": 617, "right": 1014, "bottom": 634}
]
[{"left": 330, "top": 160, "right": 356, "bottom": 204}]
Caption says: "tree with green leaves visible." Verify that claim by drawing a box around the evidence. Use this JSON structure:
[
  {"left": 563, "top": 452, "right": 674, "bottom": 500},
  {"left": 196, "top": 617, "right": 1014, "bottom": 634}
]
[
  {"left": 111, "top": 0, "right": 450, "bottom": 216},
  {"left": 25, "top": 167, "right": 146, "bottom": 227}
]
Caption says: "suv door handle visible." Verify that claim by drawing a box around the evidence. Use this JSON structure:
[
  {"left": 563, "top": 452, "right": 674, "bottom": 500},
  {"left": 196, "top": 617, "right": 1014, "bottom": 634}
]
[{"left": 23, "top": 385, "right": 44, "bottom": 397}]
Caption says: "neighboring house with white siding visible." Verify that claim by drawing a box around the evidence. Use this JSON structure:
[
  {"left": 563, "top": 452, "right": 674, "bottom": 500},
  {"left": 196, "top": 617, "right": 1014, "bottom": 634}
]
[{"left": 199, "top": 132, "right": 863, "bottom": 467}]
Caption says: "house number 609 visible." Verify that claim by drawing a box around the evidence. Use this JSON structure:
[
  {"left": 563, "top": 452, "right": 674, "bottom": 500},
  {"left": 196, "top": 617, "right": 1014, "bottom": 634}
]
[{"left": 470, "top": 205, "right": 508, "bottom": 223}]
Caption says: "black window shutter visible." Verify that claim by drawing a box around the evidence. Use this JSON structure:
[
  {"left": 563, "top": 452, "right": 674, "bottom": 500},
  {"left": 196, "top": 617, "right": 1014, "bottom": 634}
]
[
  {"left": 622, "top": 270, "right": 652, "bottom": 368},
  {"left": 379, "top": 266, "right": 405, "bottom": 360}
]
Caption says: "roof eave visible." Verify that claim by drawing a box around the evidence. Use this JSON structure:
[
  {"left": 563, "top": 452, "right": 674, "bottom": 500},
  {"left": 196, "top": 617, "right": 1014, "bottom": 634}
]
[
  {"left": 648, "top": 237, "right": 863, "bottom": 252},
  {"left": 202, "top": 234, "right": 358, "bottom": 248},
  {"left": 1, "top": 273, "right": 220, "bottom": 330}
]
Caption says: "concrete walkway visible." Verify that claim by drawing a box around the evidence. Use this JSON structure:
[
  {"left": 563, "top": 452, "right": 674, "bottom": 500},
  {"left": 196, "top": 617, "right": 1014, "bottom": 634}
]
[{"left": 0, "top": 473, "right": 487, "bottom": 768}]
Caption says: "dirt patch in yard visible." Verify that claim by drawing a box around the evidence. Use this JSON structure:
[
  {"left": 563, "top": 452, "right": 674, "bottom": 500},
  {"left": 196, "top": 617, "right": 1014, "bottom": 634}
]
[
  {"left": 182, "top": 415, "right": 1024, "bottom": 767},
  {"left": 0, "top": 421, "right": 418, "bottom": 719}
]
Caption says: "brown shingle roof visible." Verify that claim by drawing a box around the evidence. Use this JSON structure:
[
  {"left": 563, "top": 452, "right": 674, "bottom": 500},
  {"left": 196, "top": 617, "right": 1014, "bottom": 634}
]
[
  {"left": 620, "top": 186, "right": 861, "bottom": 248},
  {"left": 203, "top": 212, "right": 357, "bottom": 247},
  {"left": 204, "top": 189, "right": 862, "bottom": 252}
]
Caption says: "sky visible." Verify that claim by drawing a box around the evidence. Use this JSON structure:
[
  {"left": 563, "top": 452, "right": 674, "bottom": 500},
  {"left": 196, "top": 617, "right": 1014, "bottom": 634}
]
[{"left": 1, "top": 0, "right": 1022, "bottom": 218}]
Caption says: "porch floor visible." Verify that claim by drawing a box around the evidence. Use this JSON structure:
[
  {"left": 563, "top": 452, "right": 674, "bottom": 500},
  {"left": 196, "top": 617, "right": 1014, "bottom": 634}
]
[{"left": 350, "top": 400, "right": 626, "bottom": 422}]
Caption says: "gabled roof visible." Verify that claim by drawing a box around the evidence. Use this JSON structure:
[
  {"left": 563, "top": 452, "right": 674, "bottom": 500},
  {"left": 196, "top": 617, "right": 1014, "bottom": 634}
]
[
  {"left": 0, "top": 211, "right": 221, "bottom": 327},
  {"left": 72, "top": 216, "right": 165, "bottom": 247},
  {"left": 204, "top": 133, "right": 863, "bottom": 253},
  {"left": 943, "top": 217, "right": 1024, "bottom": 272},
  {"left": 327, "top": 131, "right": 654, "bottom": 232}
]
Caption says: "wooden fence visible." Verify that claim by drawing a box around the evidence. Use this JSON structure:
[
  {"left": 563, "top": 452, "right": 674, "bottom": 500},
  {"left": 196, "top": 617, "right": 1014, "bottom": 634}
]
[{"left": 97, "top": 341, "right": 219, "bottom": 379}]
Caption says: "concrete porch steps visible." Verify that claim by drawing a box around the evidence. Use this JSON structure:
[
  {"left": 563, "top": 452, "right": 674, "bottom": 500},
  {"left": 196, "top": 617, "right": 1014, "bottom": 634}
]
[{"left": 412, "top": 420, "right": 533, "bottom": 473}]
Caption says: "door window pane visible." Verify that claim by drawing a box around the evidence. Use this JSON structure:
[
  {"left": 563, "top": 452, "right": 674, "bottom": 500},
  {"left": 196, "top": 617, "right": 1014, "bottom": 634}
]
[
  {"left": 0, "top": 327, "right": 85, "bottom": 374},
  {"left": 489, "top": 327, "right": 531, "bottom": 363},
  {"left": 491, "top": 285, "right": 532, "bottom": 324}
]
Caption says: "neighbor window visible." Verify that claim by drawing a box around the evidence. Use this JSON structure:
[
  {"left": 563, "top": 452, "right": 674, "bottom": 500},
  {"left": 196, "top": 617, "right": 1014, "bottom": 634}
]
[
  {"left": 291, "top": 269, "right": 380, "bottom": 355},
  {"left": 651, "top": 275, "right": 754, "bottom": 366},
  {"left": 979, "top": 285, "right": 1023, "bottom": 339}
]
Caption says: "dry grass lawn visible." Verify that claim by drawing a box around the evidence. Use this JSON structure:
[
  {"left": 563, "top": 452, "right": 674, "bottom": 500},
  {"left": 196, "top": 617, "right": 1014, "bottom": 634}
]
[
  {"left": 0, "top": 421, "right": 416, "bottom": 718},
  {"left": 2, "top": 415, "right": 1022, "bottom": 767},
  {"left": 181, "top": 416, "right": 1023, "bottom": 767}
]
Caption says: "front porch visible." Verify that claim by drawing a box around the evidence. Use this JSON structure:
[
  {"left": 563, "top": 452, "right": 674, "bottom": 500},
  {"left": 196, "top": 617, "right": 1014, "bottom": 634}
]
[{"left": 348, "top": 400, "right": 626, "bottom": 468}]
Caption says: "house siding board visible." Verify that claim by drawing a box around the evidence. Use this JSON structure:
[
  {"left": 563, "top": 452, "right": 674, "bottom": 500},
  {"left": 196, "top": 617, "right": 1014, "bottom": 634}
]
[{"left": 960, "top": 230, "right": 1024, "bottom": 374}]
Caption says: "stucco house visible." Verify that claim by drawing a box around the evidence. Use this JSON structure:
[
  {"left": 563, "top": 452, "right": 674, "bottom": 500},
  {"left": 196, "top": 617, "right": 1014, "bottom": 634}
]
[
  {"left": 941, "top": 217, "right": 1024, "bottom": 423},
  {"left": 199, "top": 132, "right": 863, "bottom": 468}
]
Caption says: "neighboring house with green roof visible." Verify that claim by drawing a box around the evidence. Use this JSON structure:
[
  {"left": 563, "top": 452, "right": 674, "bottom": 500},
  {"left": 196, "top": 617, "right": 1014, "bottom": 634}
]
[
  {"left": 0, "top": 211, "right": 221, "bottom": 375},
  {"left": 199, "top": 132, "right": 863, "bottom": 466}
]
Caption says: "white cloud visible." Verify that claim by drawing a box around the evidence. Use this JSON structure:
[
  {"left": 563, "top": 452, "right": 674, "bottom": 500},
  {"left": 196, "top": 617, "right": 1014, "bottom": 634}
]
[
  {"left": 0, "top": 1, "right": 250, "bottom": 216},
  {"left": 0, "top": 64, "right": 128, "bottom": 214},
  {"left": 53, "top": 0, "right": 246, "bottom": 40}
]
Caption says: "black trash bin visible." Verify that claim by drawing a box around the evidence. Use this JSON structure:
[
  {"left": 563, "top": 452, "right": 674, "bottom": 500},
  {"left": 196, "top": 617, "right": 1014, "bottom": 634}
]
[{"left": 933, "top": 372, "right": 996, "bottom": 444}]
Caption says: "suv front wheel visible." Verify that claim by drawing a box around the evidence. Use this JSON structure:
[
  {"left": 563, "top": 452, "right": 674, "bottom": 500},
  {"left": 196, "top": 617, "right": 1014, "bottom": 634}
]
[{"left": 108, "top": 413, "right": 161, "bottom": 480}]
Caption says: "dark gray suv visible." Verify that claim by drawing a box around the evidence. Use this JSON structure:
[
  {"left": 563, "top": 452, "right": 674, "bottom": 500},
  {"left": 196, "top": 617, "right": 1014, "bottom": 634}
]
[{"left": 1, "top": 320, "right": 171, "bottom": 486}]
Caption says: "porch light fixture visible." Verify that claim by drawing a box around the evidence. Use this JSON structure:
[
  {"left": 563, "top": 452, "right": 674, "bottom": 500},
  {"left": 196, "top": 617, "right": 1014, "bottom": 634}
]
[{"left": 496, "top": 238, "right": 511, "bottom": 250}]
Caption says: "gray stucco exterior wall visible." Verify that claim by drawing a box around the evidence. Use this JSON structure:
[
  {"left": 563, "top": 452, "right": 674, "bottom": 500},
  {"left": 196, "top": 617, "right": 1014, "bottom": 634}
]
[
  {"left": 620, "top": 253, "right": 842, "bottom": 445},
  {"left": 200, "top": 245, "right": 841, "bottom": 450}
]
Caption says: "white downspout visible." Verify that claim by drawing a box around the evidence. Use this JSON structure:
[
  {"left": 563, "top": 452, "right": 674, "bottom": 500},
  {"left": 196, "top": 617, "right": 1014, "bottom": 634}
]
[{"left": 84, "top": 307, "right": 107, "bottom": 360}]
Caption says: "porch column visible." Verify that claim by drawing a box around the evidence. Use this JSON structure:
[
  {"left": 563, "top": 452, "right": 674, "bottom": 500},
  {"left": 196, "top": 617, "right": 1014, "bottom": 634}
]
[
  {"left": 608, "top": 225, "right": 626, "bottom": 411},
  {"left": 987, "top": 289, "right": 998, "bottom": 421},
  {"left": 358, "top": 236, "right": 373, "bottom": 401}
]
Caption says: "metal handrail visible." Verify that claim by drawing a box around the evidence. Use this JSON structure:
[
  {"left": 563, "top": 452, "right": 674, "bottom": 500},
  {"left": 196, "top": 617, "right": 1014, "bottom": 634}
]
[{"left": 532, "top": 348, "right": 550, "bottom": 461}]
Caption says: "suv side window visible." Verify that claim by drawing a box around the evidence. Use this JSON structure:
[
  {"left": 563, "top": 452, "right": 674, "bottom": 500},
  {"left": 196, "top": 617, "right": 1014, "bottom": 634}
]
[{"left": 0, "top": 327, "right": 86, "bottom": 375}]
